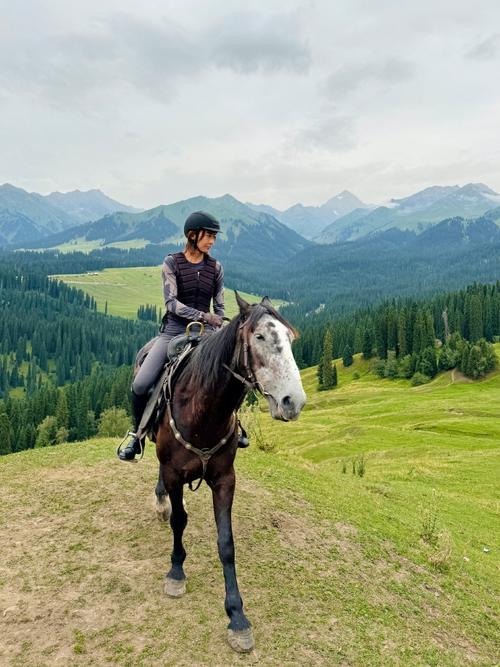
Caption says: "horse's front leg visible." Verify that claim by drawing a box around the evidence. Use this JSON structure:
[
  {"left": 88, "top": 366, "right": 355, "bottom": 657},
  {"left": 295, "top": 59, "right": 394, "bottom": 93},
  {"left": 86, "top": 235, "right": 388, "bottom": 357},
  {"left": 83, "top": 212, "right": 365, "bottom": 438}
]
[
  {"left": 164, "top": 481, "right": 188, "bottom": 598},
  {"left": 211, "top": 469, "right": 255, "bottom": 653}
]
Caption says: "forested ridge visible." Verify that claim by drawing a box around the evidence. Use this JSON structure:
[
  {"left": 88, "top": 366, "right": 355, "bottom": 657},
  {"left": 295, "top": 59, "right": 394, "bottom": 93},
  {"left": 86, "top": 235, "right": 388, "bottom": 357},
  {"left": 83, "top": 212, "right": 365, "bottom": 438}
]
[
  {"left": 295, "top": 282, "right": 499, "bottom": 388},
  {"left": 0, "top": 259, "right": 156, "bottom": 454},
  {"left": 0, "top": 244, "right": 499, "bottom": 456}
]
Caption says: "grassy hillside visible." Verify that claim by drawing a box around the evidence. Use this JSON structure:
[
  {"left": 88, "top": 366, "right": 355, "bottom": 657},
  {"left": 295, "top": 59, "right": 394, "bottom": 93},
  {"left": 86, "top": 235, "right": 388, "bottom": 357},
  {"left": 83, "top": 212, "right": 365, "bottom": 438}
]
[
  {"left": 53, "top": 266, "right": 285, "bottom": 319},
  {"left": 51, "top": 238, "right": 152, "bottom": 253},
  {"left": 0, "top": 350, "right": 498, "bottom": 665}
]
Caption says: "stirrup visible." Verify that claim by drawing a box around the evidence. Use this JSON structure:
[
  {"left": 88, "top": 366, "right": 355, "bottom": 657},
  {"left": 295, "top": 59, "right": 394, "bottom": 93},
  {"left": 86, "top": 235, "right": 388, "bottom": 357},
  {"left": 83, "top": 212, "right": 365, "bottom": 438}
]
[
  {"left": 237, "top": 421, "right": 250, "bottom": 448},
  {"left": 116, "top": 431, "right": 145, "bottom": 462}
]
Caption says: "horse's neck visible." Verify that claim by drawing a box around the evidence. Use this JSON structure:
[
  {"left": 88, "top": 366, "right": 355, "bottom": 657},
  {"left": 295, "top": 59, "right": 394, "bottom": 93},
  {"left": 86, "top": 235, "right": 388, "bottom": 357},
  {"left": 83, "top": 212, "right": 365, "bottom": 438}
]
[{"left": 174, "top": 361, "right": 245, "bottom": 438}]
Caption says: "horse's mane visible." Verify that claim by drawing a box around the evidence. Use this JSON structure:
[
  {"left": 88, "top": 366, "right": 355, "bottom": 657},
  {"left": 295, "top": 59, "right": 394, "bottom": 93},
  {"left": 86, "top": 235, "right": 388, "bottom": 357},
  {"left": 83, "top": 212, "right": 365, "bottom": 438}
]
[{"left": 180, "top": 301, "right": 294, "bottom": 398}]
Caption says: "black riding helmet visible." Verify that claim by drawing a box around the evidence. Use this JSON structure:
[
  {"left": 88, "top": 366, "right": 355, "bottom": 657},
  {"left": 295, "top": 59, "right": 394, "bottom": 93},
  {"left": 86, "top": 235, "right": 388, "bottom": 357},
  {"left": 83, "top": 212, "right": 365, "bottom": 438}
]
[{"left": 184, "top": 211, "right": 221, "bottom": 237}]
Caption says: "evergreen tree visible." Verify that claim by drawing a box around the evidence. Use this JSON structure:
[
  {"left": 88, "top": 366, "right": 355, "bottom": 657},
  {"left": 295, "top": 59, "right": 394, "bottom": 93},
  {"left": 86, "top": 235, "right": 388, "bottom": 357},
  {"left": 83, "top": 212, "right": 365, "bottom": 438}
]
[
  {"left": 419, "top": 347, "right": 438, "bottom": 378},
  {"left": 397, "top": 311, "right": 407, "bottom": 357},
  {"left": 318, "top": 329, "right": 334, "bottom": 390},
  {"left": 342, "top": 344, "right": 353, "bottom": 367},
  {"left": 55, "top": 391, "right": 69, "bottom": 430},
  {"left": 317, "top": 356, "right": 324, "bottom": 388},
  {"left": 412, "top": 310, "right": 425, "bottom": 354},
  {"left": 353, "top": 327, "right": 363, "bottom": 353},
  {"left": 0, "top": 411, "right": 12, "bottom": 455},
  {"left": 438, "top": 345, "right": 458, "bottom": 371},
  {"left": 467, "top": 345, "right": 482, "bottom": 379},
  {"left": 466, "top": 294, "right": 483, "bottom": 342},
  {"left": 331, "top": 363, "right": 338, "bottom": 387},
  {"left": 423, "top": 311, "right": 436, "bottom": 349},
  {"left": 362, "top": 329, "right": 373, "bottom": 359},
  {"left": 292, "top": 340, "right": 306, "bottom": 369},
  {"left": 375, "top": 316, "right": 388, "bottom": 359},
  {"left": 460, "top": 342, "right": 471, "bottom": 374}
]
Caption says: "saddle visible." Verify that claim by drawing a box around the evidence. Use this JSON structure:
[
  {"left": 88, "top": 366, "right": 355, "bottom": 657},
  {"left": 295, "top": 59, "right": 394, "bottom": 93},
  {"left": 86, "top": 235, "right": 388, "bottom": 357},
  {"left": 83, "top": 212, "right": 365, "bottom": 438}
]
[{"left": 135, "top": 324, "right": 205, "bottom": 442}]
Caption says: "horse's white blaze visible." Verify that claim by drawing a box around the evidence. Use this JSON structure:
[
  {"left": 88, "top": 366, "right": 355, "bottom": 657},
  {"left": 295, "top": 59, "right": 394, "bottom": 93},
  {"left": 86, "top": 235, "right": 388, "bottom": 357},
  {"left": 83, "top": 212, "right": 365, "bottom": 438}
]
[{"left": 251, "top": 315, "right": 306, "bottom": 421}]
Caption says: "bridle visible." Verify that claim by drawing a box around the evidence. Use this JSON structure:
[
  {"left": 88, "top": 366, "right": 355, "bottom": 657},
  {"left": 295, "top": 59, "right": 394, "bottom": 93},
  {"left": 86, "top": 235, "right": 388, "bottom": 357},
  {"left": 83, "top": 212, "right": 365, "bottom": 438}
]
[{"left": 222, "top": 315, "right": 271, "bottom": 399}]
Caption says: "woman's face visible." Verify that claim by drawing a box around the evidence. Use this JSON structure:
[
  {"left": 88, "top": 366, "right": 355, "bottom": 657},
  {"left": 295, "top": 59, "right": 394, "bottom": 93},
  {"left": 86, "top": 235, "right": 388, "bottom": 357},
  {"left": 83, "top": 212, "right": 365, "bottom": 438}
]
[{"left": 197, "top": 229, "right": 217, "bottom": 253}]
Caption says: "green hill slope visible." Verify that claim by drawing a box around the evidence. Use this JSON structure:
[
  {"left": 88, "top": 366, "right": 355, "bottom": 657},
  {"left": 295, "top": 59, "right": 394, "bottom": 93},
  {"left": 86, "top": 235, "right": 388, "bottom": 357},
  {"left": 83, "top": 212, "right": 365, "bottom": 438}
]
[
  {"left": 53, "top": 266, "right": 285, "bottom": 319},
  {"left": 1, "top": 352, "right": 498, "bottom": 665}
]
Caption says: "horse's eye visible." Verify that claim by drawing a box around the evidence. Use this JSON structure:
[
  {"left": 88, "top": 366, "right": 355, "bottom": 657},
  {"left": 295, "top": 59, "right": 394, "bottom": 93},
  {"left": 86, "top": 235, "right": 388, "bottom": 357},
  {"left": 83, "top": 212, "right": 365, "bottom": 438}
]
[{"left": 255, "top": 334, "right": 265, "bottom": 341}]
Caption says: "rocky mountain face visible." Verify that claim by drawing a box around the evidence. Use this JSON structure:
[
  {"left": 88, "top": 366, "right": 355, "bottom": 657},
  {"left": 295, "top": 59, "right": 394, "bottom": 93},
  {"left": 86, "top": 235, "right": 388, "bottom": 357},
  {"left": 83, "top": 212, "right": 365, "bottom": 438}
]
[
  {"left": 317, "top": 183, "right": 500, "bottom": 244},
  {"left": 0, "top": 184, "right": 141, "bottom": 245},
  {"left": 43, "top": 189, "right": 141, "bottom": 224},
  {"left": 248, "top": 190, "right": 370, "bottom": 239}
]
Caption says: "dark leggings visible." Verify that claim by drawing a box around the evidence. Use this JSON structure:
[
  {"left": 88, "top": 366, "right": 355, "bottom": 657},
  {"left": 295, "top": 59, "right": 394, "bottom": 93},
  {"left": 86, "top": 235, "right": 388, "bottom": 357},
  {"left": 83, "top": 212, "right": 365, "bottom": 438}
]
[{"left": 132, "top": 333, "right": 171, "bottom": 396}]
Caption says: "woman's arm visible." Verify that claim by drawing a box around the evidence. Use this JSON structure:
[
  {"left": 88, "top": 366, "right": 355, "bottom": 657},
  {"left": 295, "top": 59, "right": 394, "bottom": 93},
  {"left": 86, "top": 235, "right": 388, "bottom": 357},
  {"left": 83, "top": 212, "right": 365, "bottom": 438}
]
[{"left": 213, "top": 261, "right": 225, "bottom": 317}]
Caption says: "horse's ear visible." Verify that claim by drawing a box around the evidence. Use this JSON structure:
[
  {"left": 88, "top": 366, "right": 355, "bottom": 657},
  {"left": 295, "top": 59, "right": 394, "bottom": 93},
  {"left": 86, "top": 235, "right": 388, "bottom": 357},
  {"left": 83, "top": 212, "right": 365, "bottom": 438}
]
[
  {"left": 261, "top": 295, "right": 272, "bottom": 307},
  {"left": 235, "top": 291, "right": 251, "bottom": 316}
]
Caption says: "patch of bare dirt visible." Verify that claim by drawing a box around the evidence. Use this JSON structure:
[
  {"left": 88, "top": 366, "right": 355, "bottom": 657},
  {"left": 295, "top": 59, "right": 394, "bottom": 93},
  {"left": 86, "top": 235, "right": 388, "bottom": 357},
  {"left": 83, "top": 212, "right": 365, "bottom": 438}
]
[{"left": 451, "top": 369, "right": 474, "bottom": 384}]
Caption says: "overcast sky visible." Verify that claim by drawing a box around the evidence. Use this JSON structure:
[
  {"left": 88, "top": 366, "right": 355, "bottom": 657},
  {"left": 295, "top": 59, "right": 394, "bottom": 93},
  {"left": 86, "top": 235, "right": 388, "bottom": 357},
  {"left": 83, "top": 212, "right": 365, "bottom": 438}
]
[{"left": 1, "top": 0, "right": 499, "bottom": 209}]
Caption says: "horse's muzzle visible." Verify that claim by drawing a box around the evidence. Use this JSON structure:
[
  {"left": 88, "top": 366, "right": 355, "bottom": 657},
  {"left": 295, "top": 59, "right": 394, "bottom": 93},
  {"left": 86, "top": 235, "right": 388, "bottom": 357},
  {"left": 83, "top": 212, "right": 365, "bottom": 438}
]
[{"left": 268, "top": 391, "right": 306, "bottom": 421}]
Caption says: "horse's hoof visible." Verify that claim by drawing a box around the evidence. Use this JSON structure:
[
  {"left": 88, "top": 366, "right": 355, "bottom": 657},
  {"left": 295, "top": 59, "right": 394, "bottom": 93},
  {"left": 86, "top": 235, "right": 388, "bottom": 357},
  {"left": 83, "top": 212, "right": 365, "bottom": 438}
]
[
  {"left": 154, "top": 494, "right": 171, "bottom": 522},
  {"left": 227, "top": 627, "right": 255, "bottom": 653},
  {"left": 164, "top": 577, "right": 186, "bottom": 598}
]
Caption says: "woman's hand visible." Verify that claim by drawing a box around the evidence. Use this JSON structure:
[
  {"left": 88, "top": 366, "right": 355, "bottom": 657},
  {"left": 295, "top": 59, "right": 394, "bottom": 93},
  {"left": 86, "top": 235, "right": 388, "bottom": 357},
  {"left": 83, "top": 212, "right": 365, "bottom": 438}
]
[{"left": 203, "top": 312, "right": 224, "bottom": 328}]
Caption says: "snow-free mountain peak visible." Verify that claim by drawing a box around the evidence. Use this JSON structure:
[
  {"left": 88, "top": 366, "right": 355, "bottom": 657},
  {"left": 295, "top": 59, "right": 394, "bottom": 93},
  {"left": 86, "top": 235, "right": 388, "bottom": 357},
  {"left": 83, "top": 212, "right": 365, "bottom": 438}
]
[{"left": 317, "top": 182, "right": 500, "bottom": 244}]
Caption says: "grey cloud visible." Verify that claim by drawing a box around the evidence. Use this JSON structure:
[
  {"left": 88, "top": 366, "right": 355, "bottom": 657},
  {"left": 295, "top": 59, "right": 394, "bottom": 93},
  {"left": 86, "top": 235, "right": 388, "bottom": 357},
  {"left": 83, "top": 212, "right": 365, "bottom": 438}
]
[
  {"left": 0, "top": 9, "right": 309, "bottom": 110},
  {"left": 293, "top": 115, "right": 356, "bottom": 153},
  {"left": 0, "top": 14, "right": 200, "bottom": 107},
  {"left": 325, "top": 58, "right": 416, "bottom": 96},
  {"left": 209, "top": 11, "right": 310, "bottom": 74},
  {"left": 465, "top": 33, "right": 500, "bottom": 61}
]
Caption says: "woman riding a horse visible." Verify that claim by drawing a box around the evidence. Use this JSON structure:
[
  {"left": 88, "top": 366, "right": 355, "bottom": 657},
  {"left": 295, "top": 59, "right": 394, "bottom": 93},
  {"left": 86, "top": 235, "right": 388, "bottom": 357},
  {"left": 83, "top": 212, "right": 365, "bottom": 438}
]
[
  {"left": 118, "top": 210, "right": 245, "bottom": 462},
  {"left": 118, "top": 210, "right": 306, "bottom": 652}
]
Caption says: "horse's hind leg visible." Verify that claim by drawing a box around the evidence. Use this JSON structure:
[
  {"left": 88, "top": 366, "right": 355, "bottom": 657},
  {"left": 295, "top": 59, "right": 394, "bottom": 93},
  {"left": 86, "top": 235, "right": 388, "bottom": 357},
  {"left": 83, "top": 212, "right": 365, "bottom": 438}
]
[
  {"left": 154, "top": 466, "right": 171, "bottom": 522},
  {"left": 164, "top": 482, "right": 188, "bottom": 598}
]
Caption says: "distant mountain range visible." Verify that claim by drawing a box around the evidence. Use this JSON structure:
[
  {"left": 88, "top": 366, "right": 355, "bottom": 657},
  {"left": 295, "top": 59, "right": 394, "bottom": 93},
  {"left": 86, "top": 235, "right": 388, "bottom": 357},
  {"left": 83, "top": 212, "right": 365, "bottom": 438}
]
[
  {"left": 0, "top": 184, "right": 140, "bottom": 245},
  {"left": 20, "top": 193, "right": 311, "bottom": 267},
  {"left": 248, "top": 190, "right": 370, "bottom": 239},
  {"left": 3, "top": 181, "right": 500, "bottom": 254},
  {"left": 268, "top": 211, "right": 500, "bottom": 314},
  {"left": 43, "top": 188, "right": 141, "bottom": 224},
  {"left": 316, "top": 183, "right": 500, "bottom": 243}
]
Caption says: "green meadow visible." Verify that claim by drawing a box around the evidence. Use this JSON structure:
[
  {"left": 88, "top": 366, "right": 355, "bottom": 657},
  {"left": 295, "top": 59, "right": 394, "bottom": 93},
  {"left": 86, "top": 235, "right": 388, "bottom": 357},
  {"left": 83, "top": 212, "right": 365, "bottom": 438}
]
[
  {"left": 0, "top": 349, "right": 498, "bottom": 665},
  {"left": 54, "top": 266, "right": 284, "bottom": 320},
  {"left": 51, "top": 238, "right": 152, "bottom": 253}
]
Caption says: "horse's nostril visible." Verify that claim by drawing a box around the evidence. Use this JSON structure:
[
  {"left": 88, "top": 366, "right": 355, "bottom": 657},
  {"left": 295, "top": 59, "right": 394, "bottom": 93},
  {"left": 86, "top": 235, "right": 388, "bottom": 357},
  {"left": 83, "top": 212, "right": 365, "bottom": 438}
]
[{"left": 282, "top": 395, "right": 292, "bottom": 408}]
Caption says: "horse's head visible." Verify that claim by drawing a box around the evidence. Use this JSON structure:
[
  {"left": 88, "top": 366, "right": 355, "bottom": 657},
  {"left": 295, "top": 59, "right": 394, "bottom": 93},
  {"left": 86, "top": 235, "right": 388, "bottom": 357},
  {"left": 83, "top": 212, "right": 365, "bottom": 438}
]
[{"left": 236, "top": 293, "right": 306, "bottom": 421}]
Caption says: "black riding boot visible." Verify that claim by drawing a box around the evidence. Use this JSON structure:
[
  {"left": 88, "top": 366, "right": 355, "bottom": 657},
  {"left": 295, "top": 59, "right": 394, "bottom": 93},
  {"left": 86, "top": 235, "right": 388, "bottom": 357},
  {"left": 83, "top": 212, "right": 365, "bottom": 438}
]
[
  {"left": 118, "top": 391, "right": 149, "bottom": 462},
  {"left": 237, "top": 421, "right": 250, "bottom": 448}
]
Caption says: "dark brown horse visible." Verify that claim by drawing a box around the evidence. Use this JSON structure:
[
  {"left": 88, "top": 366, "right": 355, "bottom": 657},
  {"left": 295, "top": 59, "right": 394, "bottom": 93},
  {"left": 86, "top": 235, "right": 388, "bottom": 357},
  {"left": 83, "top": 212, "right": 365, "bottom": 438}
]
[{"left": 152, "top": 293, "right": 306, "bottom": 652}]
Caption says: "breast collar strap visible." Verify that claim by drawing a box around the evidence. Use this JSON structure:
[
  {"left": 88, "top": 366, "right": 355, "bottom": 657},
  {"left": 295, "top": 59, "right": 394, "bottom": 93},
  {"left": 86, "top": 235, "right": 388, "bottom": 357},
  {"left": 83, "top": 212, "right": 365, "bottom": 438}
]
[{"left": 166, "top": 400, "right": 237, "bottom": 492}]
